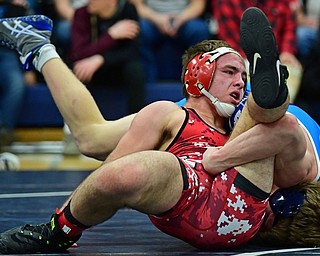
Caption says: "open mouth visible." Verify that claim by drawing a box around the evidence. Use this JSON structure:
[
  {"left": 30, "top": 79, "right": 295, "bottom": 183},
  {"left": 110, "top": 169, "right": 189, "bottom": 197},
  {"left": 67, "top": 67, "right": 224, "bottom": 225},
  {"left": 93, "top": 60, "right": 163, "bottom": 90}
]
[{"left": 230, "top": 91, "right": 241, "bottom": 103}]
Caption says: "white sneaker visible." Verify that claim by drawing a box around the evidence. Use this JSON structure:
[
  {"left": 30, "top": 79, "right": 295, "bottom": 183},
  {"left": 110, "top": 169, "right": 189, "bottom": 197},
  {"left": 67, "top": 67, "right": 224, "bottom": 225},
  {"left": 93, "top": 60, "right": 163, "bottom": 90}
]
[{"left": 0, "top": 152, "right": 20, "bottom": 171}]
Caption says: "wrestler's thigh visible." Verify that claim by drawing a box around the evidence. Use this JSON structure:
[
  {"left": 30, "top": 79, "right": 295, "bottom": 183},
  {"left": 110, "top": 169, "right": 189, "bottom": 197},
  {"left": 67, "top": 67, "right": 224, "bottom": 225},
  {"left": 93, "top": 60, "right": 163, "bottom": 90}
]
[
  {"left": 236, "top": 157, "right": 274, "bottom": 193},
  {"left": 100, "top": 150, "right": 185, "bottom": 214}
]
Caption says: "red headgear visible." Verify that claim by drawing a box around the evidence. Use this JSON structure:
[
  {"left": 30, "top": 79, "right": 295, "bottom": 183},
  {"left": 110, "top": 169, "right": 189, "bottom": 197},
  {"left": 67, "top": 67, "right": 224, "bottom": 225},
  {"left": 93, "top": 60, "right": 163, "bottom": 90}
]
[
  {"left": 184, "top": 47, "right": 243, "bottom": 97},
  {"left": 183, "top": 47, "right": 243, "bottom": 118}
]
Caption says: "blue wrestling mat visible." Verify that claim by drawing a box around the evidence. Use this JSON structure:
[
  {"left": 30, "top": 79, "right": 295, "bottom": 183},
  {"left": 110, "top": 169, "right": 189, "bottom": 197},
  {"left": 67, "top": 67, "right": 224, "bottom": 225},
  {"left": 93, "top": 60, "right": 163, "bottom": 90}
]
[{"left": 1, "top": 171, "right": 320, "bottom": 256}]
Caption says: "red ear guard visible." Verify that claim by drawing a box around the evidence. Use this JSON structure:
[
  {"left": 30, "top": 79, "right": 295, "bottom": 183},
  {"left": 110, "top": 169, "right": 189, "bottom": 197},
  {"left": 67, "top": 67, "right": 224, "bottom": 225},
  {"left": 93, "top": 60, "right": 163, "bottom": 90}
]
[
  {"left": 184, "top": 53, "right": 216, "bottom": 97},
  {"left": 183, "top": 47, "right": 244, "bottom": 117},
  {"left": 184, "top": 47, "right": 243, "bottom": 97}
]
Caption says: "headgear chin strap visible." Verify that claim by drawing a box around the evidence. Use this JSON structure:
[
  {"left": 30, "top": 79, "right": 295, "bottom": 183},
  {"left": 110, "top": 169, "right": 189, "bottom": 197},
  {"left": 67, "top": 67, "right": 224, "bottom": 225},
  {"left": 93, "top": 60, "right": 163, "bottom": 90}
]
[
  {"left": 198, "top": 84, "right": 235, "bottom": 117},
  {"left": 184, "top": 47, "right": 243, "bottom": 118}
]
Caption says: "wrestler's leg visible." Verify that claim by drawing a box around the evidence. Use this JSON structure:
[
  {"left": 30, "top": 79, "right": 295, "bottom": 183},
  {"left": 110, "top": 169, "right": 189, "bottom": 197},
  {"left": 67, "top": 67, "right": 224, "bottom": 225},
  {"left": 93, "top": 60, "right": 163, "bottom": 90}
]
[
  {"left": 235, "top": 157, "right": 274, "bottom": 193},
  {"left": 230, "top": 7, "right": 291, "bottom": 140},
  {"left": 0, "top": 150, "right": 184, "bottom": 254},
  {"left": 68, "top": 151, "right": 183, "bottom": 226},
  {"left": 0, "top": 15, "right": 134, "bottom": 160},
  {"left": 229, "top": 94, "right": 289, "bottom": 140},
  {"left": 220, "top": 7, "right": 284, "bottom": 191},
  {"left": 41, "top": 59, "right": 134, "bottom": 160}
]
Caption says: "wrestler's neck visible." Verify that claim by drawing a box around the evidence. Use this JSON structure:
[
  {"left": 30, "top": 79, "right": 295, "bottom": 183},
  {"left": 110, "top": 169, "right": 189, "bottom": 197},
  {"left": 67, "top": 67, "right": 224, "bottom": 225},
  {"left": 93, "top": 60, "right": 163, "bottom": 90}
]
[{"left": 185, "top": 97, "right": 226, "bottom": 133}]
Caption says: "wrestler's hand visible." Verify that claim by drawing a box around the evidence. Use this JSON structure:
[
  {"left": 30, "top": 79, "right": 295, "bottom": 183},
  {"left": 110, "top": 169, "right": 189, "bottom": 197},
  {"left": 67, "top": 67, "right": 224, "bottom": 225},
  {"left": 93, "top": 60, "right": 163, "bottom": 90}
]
[{"left": 202, "top": 146, "right": 228, "bottom": 175}]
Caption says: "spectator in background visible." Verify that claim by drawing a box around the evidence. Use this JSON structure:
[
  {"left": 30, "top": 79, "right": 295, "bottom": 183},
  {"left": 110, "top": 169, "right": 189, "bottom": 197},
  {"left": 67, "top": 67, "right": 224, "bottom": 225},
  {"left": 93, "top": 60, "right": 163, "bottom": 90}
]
[
  {"left": 36, "top": 0, "right": 88, "bottom": 155},
  {"left": 53, "top": 0, "right": 87, "bottom": 59},
  {"left": 294, "top": 0, "right": 320, "bottom": 124},
  {"left": 36, "top": 0, "right": 87, "bottom": 60},
  {"left": 0, "top": 0, "right": 34, "bottom": 149},
  {"left": 69, "top": 0, "right": 146, "bottom": 115},
  {"left": 212, "top": 0, "right": 303, "bottom": 103},
  {"left": 131, "top": 0, "right": 211, "bottom": 83},
  {"left": 295, "top": 0, "right": 320, "bottom": 62}
]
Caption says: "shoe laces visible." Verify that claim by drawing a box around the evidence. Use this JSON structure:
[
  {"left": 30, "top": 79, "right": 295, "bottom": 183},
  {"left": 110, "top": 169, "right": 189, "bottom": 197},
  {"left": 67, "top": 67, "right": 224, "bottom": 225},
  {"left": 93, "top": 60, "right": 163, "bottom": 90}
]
[
  {"left": 20, "top": 222, "right": 78, "bottom": 250},
  {"left": 3, "top": 19, "right": 46, "bottom": 40},
  {"left": 20, "top": 223, "right": 53, "bottom": 241}
]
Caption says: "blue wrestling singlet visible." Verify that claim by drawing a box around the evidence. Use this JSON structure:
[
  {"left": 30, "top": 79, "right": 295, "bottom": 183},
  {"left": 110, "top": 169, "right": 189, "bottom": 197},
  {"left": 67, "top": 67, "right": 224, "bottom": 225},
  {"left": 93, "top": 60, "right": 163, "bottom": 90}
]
[
  {"left": 287, "top": 104, "right": 320, "bottom": 181},
  {"left": 176, "top": 88, "right": 320, "bottom": 180}
]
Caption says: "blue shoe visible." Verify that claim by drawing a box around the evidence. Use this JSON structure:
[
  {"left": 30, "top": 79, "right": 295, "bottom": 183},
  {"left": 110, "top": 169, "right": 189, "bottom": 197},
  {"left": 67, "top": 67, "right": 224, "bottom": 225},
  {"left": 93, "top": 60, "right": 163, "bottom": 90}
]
[
  {"left": 0, "top": 15, "right": 52, "bottom": 70},
  {"left": 240, "top": 7, "right": 289, "bottom": 108}
]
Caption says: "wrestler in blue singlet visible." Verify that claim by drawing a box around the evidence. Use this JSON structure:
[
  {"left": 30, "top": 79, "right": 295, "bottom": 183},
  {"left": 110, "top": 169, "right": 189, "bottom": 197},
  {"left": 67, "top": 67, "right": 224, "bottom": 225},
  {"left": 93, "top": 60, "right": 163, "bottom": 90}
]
[
  {"left": 176, "top": 88, "right": 320, "bottom": 180},
  {"left": 287, "top": 104, "right": 320, "bottom": 181}
]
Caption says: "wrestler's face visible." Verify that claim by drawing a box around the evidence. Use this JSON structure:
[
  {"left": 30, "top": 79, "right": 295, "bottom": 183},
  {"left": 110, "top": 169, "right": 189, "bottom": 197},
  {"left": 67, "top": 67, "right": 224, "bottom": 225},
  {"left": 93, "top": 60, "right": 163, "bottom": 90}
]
[{"left": 209, "top": 53, "right": 247, "bottom": 106}]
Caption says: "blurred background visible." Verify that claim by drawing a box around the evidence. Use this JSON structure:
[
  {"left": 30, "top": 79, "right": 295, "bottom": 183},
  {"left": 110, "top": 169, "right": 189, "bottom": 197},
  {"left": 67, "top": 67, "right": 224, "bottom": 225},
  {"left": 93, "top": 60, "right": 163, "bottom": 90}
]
[{"left": 0, "top": 0, "right": 319, "bottom": 171}]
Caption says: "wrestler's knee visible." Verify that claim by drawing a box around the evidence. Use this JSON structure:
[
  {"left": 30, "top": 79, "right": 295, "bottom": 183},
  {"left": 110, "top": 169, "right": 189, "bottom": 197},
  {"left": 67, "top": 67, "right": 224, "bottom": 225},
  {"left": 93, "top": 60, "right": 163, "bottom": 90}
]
[
  {"left": 274, "top": 114, "right": 302, "bottom": 141},
  {"left": 261, "top": 113, "right": 301, "bottom": 146},
  {"left": 97, "top": 156, "right": 149, "bottom": 195},
  {"left": 247, "top": 94, "right": 290, "bottom": 123}
]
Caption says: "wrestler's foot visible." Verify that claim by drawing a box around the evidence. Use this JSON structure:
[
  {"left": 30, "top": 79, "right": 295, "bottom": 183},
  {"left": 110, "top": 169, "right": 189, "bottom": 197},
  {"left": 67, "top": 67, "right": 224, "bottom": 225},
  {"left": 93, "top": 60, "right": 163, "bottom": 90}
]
[
  {"left": 0, "top": 214, "right": 81, "bottom": 254},
  {"left": 0, "top": 15, "right": 52, "bottom": 70},
  {"left": 240, "top": 7, "right": 289, "bottom": 109}
]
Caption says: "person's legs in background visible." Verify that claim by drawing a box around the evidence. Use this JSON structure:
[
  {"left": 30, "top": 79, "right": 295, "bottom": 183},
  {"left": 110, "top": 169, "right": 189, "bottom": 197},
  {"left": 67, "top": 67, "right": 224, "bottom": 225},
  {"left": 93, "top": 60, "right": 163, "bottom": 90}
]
[
  {"left": 52, "top": 18, "right": 72, "bottom": 59},
  {"left": 0, "top": 47, "right": 25, "bottom": 148},
  {"left": 176, "top": 18, "right": 211, "bottom": 47},
  {"left": 297, "top": 26, "right": 318, "bottom": 62},
  {"left": 139, "top": 19, "right": 165, "bottom": 83}
]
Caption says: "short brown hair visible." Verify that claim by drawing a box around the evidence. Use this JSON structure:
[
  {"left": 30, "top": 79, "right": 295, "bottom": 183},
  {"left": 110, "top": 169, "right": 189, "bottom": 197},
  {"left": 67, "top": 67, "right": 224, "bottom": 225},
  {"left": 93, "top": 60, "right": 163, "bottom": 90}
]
[{"left": 180, "top": 40, "right": 231, "bottom": 97}]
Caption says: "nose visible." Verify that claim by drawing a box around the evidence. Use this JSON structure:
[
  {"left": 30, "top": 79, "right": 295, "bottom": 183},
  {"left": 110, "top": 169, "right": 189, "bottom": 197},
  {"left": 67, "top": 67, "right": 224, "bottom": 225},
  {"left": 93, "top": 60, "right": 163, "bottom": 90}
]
[{"left": 234, "top": 73, "right": 245, "bottom": 89}]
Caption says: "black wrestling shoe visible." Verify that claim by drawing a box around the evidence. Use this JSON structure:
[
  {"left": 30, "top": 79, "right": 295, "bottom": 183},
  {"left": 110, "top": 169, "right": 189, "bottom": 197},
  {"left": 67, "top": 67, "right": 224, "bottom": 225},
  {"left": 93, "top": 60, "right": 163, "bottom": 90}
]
[
  {"left": 0, "top": 214, "right": 81, "bottom": 254},
  {"left": 240, "top": 7, "right": 289, "bottom": 109}
]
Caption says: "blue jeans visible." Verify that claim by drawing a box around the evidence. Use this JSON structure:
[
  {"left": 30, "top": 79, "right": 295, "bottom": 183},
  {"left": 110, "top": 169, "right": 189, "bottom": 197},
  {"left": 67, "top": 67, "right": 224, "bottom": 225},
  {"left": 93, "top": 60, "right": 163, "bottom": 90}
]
[
  {"left": 297, "top": 26, "right": 318, "bottom": 58},
  {"left": 52, "top": 19, "right": 71, "bottom": 58},
  {"left": 0, "top": 48, "right": 25, "bottom": 129},
  {"left": 140, "top": 18, "right": 211, "bottom": 83}
]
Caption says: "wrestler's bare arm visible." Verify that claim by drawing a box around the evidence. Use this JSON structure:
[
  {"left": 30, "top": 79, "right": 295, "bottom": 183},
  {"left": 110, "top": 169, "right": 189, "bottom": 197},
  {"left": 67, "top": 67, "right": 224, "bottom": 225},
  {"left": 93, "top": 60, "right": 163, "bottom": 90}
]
[
  {"left": 59, "top": 101, "right": 181, "bottom": 211},
  {"left": 202, "top": 113, "right": 313, "bottom": 187},
  {"left": 106, "top": 101, "right": 182, "bottom": 162},
  {"left": 41, "top": 58, "right": 134, "bottom": 161}
]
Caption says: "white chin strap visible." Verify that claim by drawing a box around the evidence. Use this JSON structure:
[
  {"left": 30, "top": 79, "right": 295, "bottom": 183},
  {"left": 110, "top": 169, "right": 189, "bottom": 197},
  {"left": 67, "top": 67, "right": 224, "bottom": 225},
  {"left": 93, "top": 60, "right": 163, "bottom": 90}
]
[{"left": 198, "top": 84, "right": 235, "bottom": 118}]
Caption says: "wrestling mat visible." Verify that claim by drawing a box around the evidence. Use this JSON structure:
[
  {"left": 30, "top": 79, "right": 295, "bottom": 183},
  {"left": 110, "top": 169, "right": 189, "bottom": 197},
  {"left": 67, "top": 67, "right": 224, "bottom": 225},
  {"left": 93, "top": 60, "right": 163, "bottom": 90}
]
[{"left": 1, "top": 171, "right": 319, "bottom": 256}]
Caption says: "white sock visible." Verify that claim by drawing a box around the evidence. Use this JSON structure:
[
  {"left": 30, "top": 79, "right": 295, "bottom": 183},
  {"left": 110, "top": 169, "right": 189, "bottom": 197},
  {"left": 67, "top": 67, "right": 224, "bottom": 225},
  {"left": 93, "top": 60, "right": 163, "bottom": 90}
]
[
  {"left": 63, "top": 123, "right": 71, "bottom": 135},
  {"left": 32, "top": 44, "right": 60, "bottom": 72}
]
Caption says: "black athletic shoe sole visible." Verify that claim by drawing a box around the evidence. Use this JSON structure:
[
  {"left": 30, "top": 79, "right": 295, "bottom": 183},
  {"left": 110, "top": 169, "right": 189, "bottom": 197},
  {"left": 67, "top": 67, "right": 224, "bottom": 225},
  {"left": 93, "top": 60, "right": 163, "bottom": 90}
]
[{"left": 240, "top": 7, "right": 283, "bottom": 108}]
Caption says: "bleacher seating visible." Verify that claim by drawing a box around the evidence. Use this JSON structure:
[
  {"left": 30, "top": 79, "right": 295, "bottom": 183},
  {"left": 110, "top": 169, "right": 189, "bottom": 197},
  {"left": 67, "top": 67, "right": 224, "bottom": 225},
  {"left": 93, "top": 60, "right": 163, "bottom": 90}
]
[
  {"left": 17, "top": 84, "right": 64, "bottom": 127},
  {"left": 16, "top": 42, "right": 184, "bottom": 127},
  {"left": 17, "top": 81, "right": 184, "bottom": 127},
  {"left": 155, "top": 40, "right": 183, "bottom": 81}
]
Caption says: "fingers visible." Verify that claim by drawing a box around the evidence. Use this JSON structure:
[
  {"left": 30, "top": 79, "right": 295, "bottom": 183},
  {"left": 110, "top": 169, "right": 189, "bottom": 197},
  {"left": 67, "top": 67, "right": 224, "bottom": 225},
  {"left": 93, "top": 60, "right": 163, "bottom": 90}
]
[{"left": 108, "top": 19, "right": 140, "bottom": 40}]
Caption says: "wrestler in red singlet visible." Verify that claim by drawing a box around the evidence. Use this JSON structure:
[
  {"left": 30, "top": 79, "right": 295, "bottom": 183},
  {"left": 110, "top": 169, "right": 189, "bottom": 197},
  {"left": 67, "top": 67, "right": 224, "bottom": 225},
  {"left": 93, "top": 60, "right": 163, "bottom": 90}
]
[{"left": 148, "top": 108, "right": 269, "bottom": 249}]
